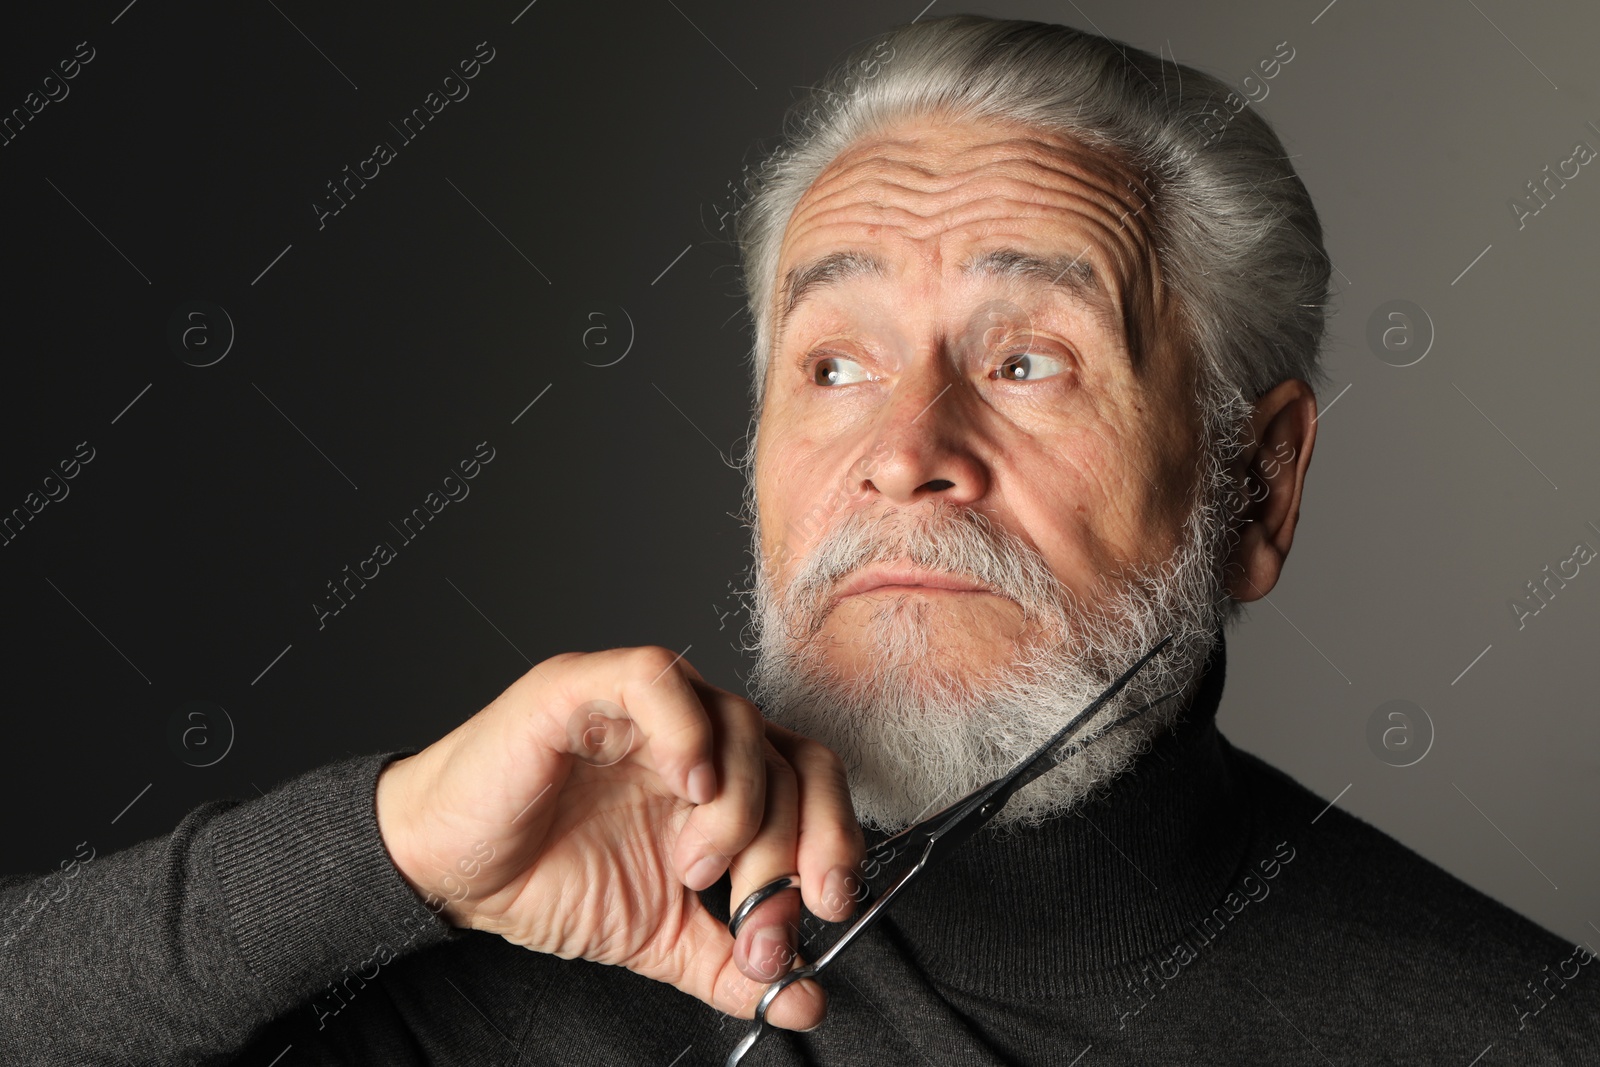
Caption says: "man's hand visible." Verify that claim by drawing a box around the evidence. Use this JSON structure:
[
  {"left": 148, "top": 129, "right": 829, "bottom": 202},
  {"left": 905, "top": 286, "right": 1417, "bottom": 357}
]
[{"left": 374, "top": 647, "right": 866, "bottom": 1031}]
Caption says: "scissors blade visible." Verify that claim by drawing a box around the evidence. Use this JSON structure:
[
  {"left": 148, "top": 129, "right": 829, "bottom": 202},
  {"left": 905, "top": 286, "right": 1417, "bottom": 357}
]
[
  {"left": 723, "top": 634, "right": 1177, "bottom": 1067},
  {"left": 905, "top": 633, "right": 1177, "bottom": 865},
  {"left": 997, "top": 633, "right": 1175, "bottom": 797}
]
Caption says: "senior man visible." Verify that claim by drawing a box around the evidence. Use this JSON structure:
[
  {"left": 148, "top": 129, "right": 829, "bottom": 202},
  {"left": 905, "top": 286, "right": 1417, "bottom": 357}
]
[{"left": 5, "top": 15, "right": 1596, "bottom": 1066}]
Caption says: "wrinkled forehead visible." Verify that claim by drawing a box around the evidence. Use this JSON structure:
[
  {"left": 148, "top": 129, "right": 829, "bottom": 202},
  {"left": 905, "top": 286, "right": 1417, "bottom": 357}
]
[{"left": 768, "top": 114, "right": 1164, "bottom": 359}]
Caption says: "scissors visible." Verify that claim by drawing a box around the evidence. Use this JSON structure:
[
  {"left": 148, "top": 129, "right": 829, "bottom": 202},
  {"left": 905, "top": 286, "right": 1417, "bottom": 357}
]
[{"left": 723, "top": 633, "right": 1178, "bottom": 1065}]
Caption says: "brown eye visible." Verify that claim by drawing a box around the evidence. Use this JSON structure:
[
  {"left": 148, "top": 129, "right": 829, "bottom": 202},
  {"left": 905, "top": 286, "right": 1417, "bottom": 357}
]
[
  {"left": 811, "top": 356, "right": 871, "bottom": 386},
  {"left": 996, "top": 351, "right": 1066, "bottom": 382}
]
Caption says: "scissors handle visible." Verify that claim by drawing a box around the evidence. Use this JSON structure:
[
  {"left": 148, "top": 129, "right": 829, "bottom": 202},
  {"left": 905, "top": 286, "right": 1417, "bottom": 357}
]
[
  {"left": 727, "top": 874, "right": 800, "bottom": 941},
  {"left": 723, "top": 852, "right": 928, "bottom": 1067},
  {"left": 722, "top": 962, "right": 816, "bottom": 1066}
]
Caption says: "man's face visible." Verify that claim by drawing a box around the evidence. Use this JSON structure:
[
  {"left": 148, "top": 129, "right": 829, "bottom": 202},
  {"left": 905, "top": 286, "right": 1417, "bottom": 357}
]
[
  {"left": 743, "top": 114, "right": 1241, "bottom": 830},
  {"left": 754, "top": 115, "right": 1202, "bottom": 682}
]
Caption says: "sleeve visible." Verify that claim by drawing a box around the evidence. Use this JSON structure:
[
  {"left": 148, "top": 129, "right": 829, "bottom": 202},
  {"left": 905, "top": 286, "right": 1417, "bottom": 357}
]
[{"left": 0, "top": 751, "right": 463, "bottom": 1066}]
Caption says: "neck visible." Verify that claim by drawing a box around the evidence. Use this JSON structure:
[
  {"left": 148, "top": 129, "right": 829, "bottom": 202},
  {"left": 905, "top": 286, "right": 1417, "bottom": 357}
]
[{"left": 864, "top": 635, "right": 1251, "bottom": 998}]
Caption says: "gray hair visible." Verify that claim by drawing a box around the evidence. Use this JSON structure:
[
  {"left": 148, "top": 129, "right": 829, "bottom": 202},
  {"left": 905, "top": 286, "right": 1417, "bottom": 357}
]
[{"left": 734, "top": 15, "right": 1333, "bottom": 415}]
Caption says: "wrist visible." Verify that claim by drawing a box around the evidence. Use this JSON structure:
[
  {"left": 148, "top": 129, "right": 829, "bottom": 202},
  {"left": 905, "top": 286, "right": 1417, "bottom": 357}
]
[{"left": 374, "top": 755, "right": 438, "bottom": 912}]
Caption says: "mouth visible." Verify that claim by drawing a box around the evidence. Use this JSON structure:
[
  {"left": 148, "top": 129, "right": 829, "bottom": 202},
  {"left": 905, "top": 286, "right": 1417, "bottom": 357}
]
[{"left": 835, "top": 565, "right": 999, "bottom": 602}]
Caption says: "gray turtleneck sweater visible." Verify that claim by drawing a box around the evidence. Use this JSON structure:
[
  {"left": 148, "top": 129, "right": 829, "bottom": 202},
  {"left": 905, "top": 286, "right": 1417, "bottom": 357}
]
[{"left": 3, "top": 640, "right": 1596, "bottom": 1065}]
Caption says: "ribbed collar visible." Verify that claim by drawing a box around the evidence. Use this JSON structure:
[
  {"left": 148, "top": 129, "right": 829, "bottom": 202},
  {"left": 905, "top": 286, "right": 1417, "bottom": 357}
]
[{"left": 869, "top": 634, "right": 1254, "bottom": 999}]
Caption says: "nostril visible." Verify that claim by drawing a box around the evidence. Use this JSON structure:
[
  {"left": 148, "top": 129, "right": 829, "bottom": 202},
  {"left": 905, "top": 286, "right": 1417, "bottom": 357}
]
[{"left": 923, "top": 479, "right": 956, "bottom": 492}]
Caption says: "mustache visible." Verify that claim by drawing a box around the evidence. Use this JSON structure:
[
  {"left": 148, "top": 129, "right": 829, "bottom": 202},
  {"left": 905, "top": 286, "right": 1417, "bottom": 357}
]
[{"left": 772, "top": 501, "right": 1077, "bottom": 639}]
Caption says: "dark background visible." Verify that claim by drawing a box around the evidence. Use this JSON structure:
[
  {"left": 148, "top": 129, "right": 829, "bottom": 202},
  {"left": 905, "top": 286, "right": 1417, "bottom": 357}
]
[{"left": 2, "top": 0, "right": 1595, "bottom": 952}]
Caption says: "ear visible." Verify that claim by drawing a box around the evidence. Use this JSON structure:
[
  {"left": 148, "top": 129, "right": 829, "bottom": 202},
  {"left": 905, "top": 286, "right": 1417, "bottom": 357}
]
[{"left": 1223, "top": 378, "right": 1319, "bottom": 602}]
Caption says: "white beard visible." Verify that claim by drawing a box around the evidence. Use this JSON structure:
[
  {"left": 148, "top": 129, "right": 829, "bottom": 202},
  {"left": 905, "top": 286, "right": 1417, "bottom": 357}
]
[{"left": 742, "top": 396, "right": 1249, "bottom": 832}]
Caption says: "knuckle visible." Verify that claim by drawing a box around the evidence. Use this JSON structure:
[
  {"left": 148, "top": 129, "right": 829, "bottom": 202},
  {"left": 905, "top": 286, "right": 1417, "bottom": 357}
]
[
  {"left": 730, "top": 754, "right": 768, "bottom": 804},
  {"left": 804, "top": 822, "right": 863, "bottom": 864},
  {"left": 791, "top": 737, "right": 848, "bottom": 782},
  {"left": 763, "top": 746, "right": 798, "bottom": 782},
  {"left": 718, "top": 803, "right": 764, "bottom": 848},
  {"left": 526, "top": 650, "right": 582, "bottom": 687},
  {"left": 630, "top": 645, "right": 685, "bottom": 681},
  {"left": 727, "top": 695, "right": 764, "bottom": 733},
  {"left": 814, "top": 742, "right": 849, "bottom": 780}
]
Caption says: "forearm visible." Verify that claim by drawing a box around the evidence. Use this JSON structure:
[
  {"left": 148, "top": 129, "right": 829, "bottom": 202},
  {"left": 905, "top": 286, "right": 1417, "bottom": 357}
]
[{"left": 0, "top": 752, "right": 459, "bottom": 1065}]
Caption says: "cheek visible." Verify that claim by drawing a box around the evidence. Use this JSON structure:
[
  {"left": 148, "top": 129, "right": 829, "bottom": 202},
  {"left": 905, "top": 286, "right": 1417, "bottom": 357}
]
[
  {"left": 1079, "top": 383, "right": 1197, "bottom": 541},
  {"left": 1133, "top": 407, "right": 1204, "bottom": 537},
  {"left": 757, "top": 430, "right": 837, "bottom": 549},
  {"left": 994, "top": 428, "right": 1154, "bottom": 582}
]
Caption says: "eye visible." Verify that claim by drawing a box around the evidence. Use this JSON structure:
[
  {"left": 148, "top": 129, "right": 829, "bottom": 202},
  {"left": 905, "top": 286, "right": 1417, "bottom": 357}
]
[
  {"left": 809, "top": 355, "right": 874, "bottom": 386},
  {"left": 994, "top": 350, "right": 1067, "bottom": 382}
]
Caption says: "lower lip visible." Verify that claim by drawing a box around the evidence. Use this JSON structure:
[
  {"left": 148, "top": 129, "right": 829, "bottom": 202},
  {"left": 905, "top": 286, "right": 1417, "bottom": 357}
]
[{"left": 845, "top": 584, "right": 993, "bottom": 598}]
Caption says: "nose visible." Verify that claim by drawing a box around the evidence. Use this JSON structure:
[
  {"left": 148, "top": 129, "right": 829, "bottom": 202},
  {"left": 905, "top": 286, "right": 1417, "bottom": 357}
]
[{"left": 860, "top": 360, "right": 990, "bottom": 508}]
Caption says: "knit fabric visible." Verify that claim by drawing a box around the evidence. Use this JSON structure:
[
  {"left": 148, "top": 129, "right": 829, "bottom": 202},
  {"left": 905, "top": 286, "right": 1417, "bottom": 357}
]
[{"left": 3, "top": 637, "right": 1596, "bottom": 1065}]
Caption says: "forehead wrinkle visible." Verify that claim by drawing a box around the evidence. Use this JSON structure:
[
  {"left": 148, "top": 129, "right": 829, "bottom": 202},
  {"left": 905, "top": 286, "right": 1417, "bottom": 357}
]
[
  {"left": 797, "top": 155, "right": 1141, "bottom": 226},
  {"left": 785, "top": 153, "right": 1149, "bottom": 267},
  {"left": 785, "top": 185, "right": 1139, "bottom": 265},
  {"left": 778, "top": 201, "right": 1146, "bottom": 350},
  {"left": 780, "top": 123, "right": 1151, "bottom": 263},
  {"left": 770, "top": 120, "right": 1163, "bottom": 357},
  {"left": 800, "top": 130, "right": 1146, "bottom": 212}
]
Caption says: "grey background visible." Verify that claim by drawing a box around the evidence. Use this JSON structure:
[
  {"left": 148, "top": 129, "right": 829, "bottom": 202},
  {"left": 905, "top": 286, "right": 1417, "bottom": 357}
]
[{"left": 1, "top": 0, "right": 1594, "bottom": 954}]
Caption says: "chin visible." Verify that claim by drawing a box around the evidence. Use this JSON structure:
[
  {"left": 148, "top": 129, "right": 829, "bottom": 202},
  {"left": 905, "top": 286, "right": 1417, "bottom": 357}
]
[
  {"left": 812, "top": 607, "right": 1049, "bottom": 716},
  {"left": 818, "top": 595, "right": 1031, "bottom": 690}
]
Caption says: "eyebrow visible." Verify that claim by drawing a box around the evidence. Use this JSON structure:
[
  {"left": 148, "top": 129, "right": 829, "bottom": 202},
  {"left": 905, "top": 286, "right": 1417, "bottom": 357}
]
[
  {"left": 964, "top": 247, "right": 1137, "bottom": 361},
  {"left": 777, "top": 250, "right": 886, "bottom": 328},
  {"left": 959, "top": 248, "right": 1117, "bottom": 323}
]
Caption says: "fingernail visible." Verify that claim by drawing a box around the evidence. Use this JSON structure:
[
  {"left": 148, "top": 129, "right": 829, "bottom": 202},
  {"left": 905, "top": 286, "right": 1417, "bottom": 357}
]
[
  {"left": 685, "top": 853, "right": 724, "bottom": 890},
  {"left": 795, "top": 979, "right": 828, "bottom": 1031},
  {"left": 749, "top": 926, "right": 791, "bottom": 980},
  {"left": 821, "top": 865, "right": 856, "bottom": 919},
  {"left": 688, "top": 763, "right": 716, "bottom": 805}
]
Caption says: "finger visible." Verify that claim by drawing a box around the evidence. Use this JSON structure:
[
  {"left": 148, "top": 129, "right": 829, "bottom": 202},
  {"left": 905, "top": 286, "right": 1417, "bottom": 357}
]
[
  {"left": 766, "top": 722, "right": 867, "bottom": 923},
  {"left": 642, "top": 889, "right": 828, "bottom": 1032},
  {"left": 671, "top": 680, "right": 768, "bottom": 893},
  {"left": 543, "top": 646, "right": 718, "bottom": 808},
  {"left": 719, "top": 952, "right": 828, "bottom": 1034},
  {"left": 725, "top": 739, "right": 803, "bottom": 983}
]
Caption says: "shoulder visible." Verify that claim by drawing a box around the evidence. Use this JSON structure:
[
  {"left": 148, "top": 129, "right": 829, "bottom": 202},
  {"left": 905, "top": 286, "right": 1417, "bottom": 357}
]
[
  {"left": 1227, "top": 741, "right": 1556, "bottom": 940},
  {"left": 1220, "top": 740, "right": 1599, "bottom": 1052}
]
